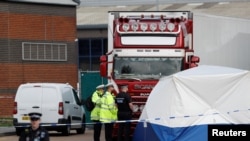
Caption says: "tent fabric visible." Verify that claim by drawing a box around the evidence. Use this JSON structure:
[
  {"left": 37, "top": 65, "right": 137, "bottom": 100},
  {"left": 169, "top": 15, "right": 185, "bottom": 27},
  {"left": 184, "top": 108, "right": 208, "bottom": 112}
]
[
  {"left": 133, "top": 65, "right": 250, "bottom": 141},
  {"left": 133, "top": 122, "right": 208, "bottom": 141}
]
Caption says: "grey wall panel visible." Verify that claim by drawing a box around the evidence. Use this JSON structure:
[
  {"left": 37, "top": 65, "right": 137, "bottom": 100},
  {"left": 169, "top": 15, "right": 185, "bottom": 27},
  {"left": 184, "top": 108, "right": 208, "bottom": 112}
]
[
  {"left": 80, "top": 0, "right": 247, "bottom": 6},
  {"left": 77, "top": 29, "right": 107, "bottom": 38},
  {"left": 194, "top": 13, "right": 250, "bottom": 70}
]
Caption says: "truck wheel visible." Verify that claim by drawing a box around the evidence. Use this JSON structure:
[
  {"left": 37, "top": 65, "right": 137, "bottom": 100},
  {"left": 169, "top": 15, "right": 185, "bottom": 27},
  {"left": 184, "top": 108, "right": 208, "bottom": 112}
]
[
  {"left": 62, "top": 118, "right": 71, "bottom": 136},
  {"left": 76, "top": 115, "right": 86, "bottom": 134}
]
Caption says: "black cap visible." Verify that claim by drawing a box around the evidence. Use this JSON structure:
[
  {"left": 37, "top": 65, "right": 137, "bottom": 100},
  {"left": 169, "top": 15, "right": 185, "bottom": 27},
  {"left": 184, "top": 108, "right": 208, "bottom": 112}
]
[
  {"left": 28, "top": 112, "right": 42, "bottom": 120},
  {"left": 120, "top": 84, "right": 128, "bottom": 89}
]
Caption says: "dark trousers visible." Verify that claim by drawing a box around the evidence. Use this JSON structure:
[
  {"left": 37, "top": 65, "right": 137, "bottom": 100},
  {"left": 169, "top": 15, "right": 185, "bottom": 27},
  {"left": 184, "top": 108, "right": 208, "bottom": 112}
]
[
  {"left": 104, "top": 123, "right": 114, "bottom": 141},
  {"left": 93, "top": 120, "right": 102, "bottom": 141},
  {"left": 117, "top": 112, "right": 132, "bottom": 141},
  {"left": 118, "top": 122, "right": 131, "bottom": 141}
]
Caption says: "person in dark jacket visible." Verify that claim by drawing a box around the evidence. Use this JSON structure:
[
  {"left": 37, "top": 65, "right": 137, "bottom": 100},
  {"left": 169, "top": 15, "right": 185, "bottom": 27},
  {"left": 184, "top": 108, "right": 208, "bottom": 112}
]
[
  {"left": 19, "top": 112, "right": 50, "bottom": 141},
  {"left": 115, "top": 85, "right": 134, "bottom": 141}
]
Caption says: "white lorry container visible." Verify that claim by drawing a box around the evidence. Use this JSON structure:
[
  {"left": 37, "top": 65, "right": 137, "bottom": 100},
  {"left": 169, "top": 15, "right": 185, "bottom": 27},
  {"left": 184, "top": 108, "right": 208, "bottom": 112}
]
[
  {"left": 13, "top": 83, "right": 86, "bottom": 136},
  {"left": 194, "top": 13, "right": 250, "bottom": 70}
]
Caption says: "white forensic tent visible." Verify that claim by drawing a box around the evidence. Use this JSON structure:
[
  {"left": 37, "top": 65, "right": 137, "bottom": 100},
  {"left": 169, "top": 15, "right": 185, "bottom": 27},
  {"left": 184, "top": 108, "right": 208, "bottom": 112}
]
[{"left": 133, "top": 65, "right": 250, "bottom": 141}]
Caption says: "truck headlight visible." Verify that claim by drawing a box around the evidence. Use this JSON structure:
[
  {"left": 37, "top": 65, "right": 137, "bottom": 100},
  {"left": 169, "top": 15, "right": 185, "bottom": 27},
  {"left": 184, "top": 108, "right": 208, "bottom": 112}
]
[
  {"left": 159, "top": 22, "right": 166, "bottom": 31},
  {"left": 131, "top": 23, "right": 139, "bottom": 31},
  {"left": 150, "top": 23, "right": 157, "bottom": 31},
  {"left": 122, "top": 23, "right": 130, "bottom": 32},
  {"left": 167, "top": 23, "right": 175, "bottom": 31},
  {"left": 140, "top": 23, "right": 148, "bottom": 32}
]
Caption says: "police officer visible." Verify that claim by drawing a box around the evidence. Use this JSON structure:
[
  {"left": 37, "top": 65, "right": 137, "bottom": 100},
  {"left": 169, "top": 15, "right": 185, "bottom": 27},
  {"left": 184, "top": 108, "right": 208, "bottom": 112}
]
[
  {"left": 116, "top": 85, "right": 133, "bottom": 141},
  {"left": 90, "top": 84, "right": 105, "bottom": 141},
  {"left": 100, "top": 83, "right": 118, "bottom": 141},
  {"left": 19, "top": 112, "right": 50, "bottom": 141}
]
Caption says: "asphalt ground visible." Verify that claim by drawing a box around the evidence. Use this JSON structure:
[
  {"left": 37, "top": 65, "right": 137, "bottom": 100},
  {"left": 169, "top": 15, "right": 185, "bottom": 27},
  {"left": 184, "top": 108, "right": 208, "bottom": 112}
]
[
  {"left": 0, "top": 126, "right": 107, "bottom": 141},
  {"left": 0, "top": 125, "right": 94, "bottom": 137}
]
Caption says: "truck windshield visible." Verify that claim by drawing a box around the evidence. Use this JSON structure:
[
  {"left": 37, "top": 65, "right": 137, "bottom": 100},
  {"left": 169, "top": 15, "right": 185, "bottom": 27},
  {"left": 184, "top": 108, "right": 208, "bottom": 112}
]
[{"left": 113, "top": 57, "right": 183, "bottom": 80}]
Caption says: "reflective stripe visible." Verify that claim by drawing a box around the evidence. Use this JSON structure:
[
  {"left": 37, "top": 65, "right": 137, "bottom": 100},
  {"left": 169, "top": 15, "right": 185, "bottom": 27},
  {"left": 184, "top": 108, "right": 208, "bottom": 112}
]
[
  {"left": 100, "top": 117, "right": 115, "bottom": 121},
  {"left": 101, "top": 103, "right": 116, "bottom": 109},
  {"left": 91, "top": 115, "right": 100, "bottom": 120},
  {"left": 99, "top": 91, "right": 117, "bottom": 122},
  {"left": 100, "top": 107, "right": 110, "bottom": 110}
]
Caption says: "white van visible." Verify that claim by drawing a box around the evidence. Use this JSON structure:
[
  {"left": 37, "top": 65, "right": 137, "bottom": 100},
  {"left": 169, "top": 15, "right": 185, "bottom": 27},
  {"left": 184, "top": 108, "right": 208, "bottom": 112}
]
[{"left": 13, "top": 83, "right": 86, "bottom": 136}]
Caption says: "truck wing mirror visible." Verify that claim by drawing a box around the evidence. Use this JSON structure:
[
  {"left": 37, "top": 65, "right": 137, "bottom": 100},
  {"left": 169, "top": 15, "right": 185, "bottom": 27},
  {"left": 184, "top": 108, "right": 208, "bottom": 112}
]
[
  {"left": 100, "top": 55, "right": 107, "bottom": 62},
  {"left": 100, "top": 62, "right": 107, "bottom": 77},
  {"left": 190, "top": 56, "right": 200, "bottom": 68},
  {"left": 191, "top": 56, "right": 200, "bottom": 63},
  {"left": 100, "top": 55, "right": 107, "bottom": 77}
]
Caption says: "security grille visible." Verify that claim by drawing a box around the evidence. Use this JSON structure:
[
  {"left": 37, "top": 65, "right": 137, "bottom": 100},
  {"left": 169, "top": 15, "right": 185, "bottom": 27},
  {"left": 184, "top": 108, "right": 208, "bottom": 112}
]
[{"left": 22, "top": 42, "right": 67, "bottom": 61}]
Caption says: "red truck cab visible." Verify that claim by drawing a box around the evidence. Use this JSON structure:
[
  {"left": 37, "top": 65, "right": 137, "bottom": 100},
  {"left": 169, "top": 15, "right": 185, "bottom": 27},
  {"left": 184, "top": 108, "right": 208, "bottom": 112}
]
[{"left": 100, "top": 11, "right": 199, "bottom": 140}]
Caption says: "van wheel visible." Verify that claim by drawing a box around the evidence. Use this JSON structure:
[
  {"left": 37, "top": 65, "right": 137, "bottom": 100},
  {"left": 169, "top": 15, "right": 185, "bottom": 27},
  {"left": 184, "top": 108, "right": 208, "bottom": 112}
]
[
  {"left": 62, "top": 119, "right": 71, "bottom": 136},
  {"left": 76, "top": 115, "right": 86, "bottom": 134}
]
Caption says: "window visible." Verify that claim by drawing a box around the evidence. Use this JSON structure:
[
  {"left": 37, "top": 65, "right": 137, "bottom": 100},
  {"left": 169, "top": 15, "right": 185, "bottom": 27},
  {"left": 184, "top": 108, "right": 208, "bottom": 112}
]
[
  {"left": 72, "top": 89, "right": 81, "bottom": 105},
  {"left": 78, "top": 38, "right": 107, "bottom": 71},
  {"left": 22, "top": 42, "right": 67, "bottom": 61}
]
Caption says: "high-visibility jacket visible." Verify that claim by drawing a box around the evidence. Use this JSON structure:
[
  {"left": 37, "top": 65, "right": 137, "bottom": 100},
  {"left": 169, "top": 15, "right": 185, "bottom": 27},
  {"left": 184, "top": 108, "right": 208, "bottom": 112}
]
[
  {"left": 90, "top": 90, "right": 103, "bottom": 121},
  {"left": 99, "top": 91, "right": 117, "bottom": 122}
]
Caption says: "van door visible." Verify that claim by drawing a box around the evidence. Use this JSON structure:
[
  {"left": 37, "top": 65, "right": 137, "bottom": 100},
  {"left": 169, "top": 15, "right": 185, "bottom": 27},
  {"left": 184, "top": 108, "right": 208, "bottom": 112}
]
[
  {"left": 62, "top": 87, "right": 82, "bottom": 128},
  {"left": 15, "top": 86, "right": 43, "bottom": 123},
  {"left": 41, "top": 86, "right": 61, "bottom": 123},
  {"left": 72, "top": 89, "right": 83, "bottom": 128}
]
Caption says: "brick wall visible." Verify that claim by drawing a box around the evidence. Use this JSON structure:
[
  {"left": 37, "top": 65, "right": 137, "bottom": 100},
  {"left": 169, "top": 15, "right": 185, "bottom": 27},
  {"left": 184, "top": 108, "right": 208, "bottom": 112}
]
[
  {"left": 0, "top": 95, "right": 15, "bottom": 117},
  {"left": 7, "top": 14, "right": 76, "bottom": 41},
  {"left": 0, "top": 1, "right": 78, "bottom": 117}
]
